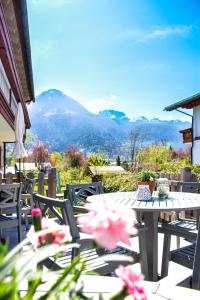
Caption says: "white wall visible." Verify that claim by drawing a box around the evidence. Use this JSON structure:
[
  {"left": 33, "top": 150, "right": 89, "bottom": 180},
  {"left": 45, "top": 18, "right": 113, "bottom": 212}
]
[
  {"left": 0, "top": 141, "right": 3, "bottom": 171},
  {"left": 192, "top": 106, "right": 200, "bottom": 164}
]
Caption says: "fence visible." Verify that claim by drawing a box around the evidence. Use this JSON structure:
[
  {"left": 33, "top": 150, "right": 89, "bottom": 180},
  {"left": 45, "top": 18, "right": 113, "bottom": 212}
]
[
  {"left": 158, "top": 167, "right": 198, "bottom": 221},
  {"left": 0, "top": 167, "right": 57, "bottom": 198},
  {"left": 157, "top": 167, "right": 197, "bottom": 182},
  {"left": 0, "top": 166, "right": 199, "bottom": 222}
]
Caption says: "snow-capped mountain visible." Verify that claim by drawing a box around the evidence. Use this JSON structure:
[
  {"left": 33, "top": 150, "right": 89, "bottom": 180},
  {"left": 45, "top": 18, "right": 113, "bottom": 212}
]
[{"left": 28, "top": 89, "right": 191, "bottom": 155}]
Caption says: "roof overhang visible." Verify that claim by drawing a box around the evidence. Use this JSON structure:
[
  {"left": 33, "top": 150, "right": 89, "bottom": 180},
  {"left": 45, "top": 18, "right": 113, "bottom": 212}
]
[
  {"left": 164, "top": 93, "right": 200, "bottom": 111},
  {"left": 2, "top": 0, "right": 35, "bottom": 103}
]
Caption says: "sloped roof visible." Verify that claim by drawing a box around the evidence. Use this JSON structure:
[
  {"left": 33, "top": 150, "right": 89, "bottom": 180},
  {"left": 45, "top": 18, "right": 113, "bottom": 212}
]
[
  {"left": 15, "top": 162, "right": 36, "bottom": 171},
  {"left": 164, "top": 93, "right": 200, "bottom": 111},
  {"left": 88, "top": 166, "right": 127, "bottom": 175}
]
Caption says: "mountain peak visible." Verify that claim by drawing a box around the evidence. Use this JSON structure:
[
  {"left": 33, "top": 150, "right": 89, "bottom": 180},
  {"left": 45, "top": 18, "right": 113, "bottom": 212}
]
[
  {"left": 38, "top": 89, "right": 65, "bottom": 98},
  {"left": 98, "top": 110, "right": 130, "bottom": 123},
  {"left": 32, "top": 88, "right": 90, "bottom": 116}
]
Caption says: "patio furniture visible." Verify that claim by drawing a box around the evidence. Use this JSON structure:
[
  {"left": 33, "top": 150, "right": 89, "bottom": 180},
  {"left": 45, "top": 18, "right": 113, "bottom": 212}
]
[
  {"left": 88, "top": 191, "right": 200, "bottom": 281},
  {"left": 21, "top": 178, "right": 35, "bottom": 228},
  {"left": 65, "top": 182, "right": 104, "bottom": 206},
  {"left": 0, "top": 183, "right": 22, "bottom": 243},
  {"left": 2, "top": 178, "right": 35, "bottom": 229},
  {"left": 161, "top": 222, "right": 200, "bottom": 290},
  {"left": 160, "top": 182, "right": 200, "bottom": 275},
  {"left": 33, "top": 193, "right": 148, "bottom": 277}
]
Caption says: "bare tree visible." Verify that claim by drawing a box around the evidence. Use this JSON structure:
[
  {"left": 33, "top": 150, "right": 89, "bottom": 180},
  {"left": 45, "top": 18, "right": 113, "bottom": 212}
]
[{"left": 129, "top": 126, "right": 148, "bottom": 168}]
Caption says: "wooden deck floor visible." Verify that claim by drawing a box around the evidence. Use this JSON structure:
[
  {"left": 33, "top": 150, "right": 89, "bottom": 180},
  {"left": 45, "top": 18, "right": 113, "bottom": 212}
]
[{"left": 2, "top": 226, "right": 200, "bottom": 299}]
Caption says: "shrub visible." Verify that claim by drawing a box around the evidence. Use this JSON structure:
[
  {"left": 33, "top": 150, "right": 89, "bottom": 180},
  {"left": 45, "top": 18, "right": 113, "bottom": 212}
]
[
  {"left": 103, "top": 173, "right": 137, "bottom": 192},
  {"left": 64, "top": 146, "right": 87, "bottom": 169},
  {"left": 191, "top": 164, "right": 200, "bottom": 181},
  {"left": 88, "top": 152, "right": 110, "bottom": 166},
  {"left": 60, "top": 168, "right": 91, "bottom": 187},
  {"left": 156, "top": 161, "right": 181, "bottom": 174}
]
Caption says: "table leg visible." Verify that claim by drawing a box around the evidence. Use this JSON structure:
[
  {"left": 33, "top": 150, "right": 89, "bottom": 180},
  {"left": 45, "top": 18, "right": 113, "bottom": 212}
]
[{"left": 143, "top": 211, "right": 159, "bottom": 281}]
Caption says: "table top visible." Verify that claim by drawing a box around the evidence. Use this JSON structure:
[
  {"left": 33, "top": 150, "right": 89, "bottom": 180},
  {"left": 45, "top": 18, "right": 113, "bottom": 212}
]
[{"left": 88, "top": 191, "right": 200, "bottom": 212}]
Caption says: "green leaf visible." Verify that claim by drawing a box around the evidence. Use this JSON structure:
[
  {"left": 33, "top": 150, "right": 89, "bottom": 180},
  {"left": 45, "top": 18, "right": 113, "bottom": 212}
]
[{"left": 38, "top": 256, "right": 82, "bottom": 300}]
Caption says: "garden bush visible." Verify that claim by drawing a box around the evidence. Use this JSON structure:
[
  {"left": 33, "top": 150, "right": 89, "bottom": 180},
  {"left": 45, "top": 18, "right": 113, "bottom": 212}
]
[
  {"left": 60, "top": 168, "right": 91, "bottom": 187},
  {"left": 102, "top": 172, "right": 137, "bottom": 193},
  {"left": 191, "top": 164, "right": 200, "bottom": 181}
]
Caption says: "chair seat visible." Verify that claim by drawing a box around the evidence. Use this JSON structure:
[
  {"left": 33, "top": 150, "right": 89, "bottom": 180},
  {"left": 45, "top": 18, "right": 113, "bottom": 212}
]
[
  {"left": 45, "top": 246, "right": 140, "bottom": 275},
  {"left": 0, "top": 215, "right": 19, "bottom": 228},
  {"left": 1, "top": 204, "right": 31, "bottom": 214},
  {"left": 159, "top": 219, "right": 198, "bottom": 240},
  {"left": 170, "top": 243, "right": 196, "bottom": 269}
]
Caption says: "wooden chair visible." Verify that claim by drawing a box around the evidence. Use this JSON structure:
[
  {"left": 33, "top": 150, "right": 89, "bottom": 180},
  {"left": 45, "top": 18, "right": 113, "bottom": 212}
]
[
  {"left": 161, "top": 182, "right": 200, "bottom": 279},
  {"left": 21, "top": 178, "right": 36, "bottom": 228},
  {"left": 65, "top": 182, "right": 104, "bottom": 206},
  {"left": 2, "top": 178, "right": 35, "bottom": 229},
  {"left": 161, "top": 222, "right": 200, "bottom": 290},
  {"left": 159, "top": 182, "right": 200, "bottom": 248},
  {"left": 0, "top": 183, "right": 22, "bottom": 243},
  {"left": 33, "top": 193, "right": 148, "bottom": 278}
]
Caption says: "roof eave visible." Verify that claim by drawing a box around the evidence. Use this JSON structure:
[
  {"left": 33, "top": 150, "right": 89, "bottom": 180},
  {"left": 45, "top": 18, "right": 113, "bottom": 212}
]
[
  {"left": 13, "top": 0, "right": 35, "bottom": 103},
  {"left": 164, "top": 93, "right": 200, "bottom": 112}
]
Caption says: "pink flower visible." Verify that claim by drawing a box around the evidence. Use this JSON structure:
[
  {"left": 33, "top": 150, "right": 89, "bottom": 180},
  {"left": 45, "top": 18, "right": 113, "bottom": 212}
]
[
  {"left": 77, "top": 200, "right": 137, "bottom": 250},
  {"left": 116, "top": 265, "right": 148, "bottom": 300},
  {"left": 27, "top": 218, "right": 72, "bottom": 247}
]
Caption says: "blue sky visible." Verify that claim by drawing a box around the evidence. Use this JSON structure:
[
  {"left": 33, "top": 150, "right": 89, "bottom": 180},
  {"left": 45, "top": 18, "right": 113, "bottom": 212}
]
[{"left": 27, "top": 0, "right": 200, "bottom": 121}]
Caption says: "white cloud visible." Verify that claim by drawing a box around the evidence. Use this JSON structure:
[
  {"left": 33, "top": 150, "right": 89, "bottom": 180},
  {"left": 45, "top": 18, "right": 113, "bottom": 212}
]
[
  {"left": 111, "top": 94, "right": 117, "bottom": 100},
  {"left": 142, "top": 25, "right": 193, "bottom": 41},
  {"left": 179, "top": 116, "right": 192, "bottom": 123},
  {"left": 82, "top": 94, "right": 118, "bottom": 113},
  {"left": 121, "top": 25, "right": 193, "bottom": 43}
]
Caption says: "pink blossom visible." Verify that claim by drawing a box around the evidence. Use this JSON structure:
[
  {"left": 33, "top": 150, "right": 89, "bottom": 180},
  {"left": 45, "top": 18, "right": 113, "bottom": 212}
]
[
  {"left": 115, "top": 265, "right": 148, "bottom": 300},
  {"left": 77, "top": 200, "right": 137, "bottom": 250},
  {"left": 27, "top": 218, "right": 72, "bottom": 247}
]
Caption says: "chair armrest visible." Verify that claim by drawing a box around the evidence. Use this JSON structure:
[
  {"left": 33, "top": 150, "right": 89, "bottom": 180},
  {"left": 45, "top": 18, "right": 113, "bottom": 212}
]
[{"left": 73, "top": 205, "right": 88, "bottom": 214}]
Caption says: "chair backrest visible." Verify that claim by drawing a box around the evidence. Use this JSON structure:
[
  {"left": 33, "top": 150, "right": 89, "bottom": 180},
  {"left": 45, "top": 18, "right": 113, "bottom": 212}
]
[
  {"left": 0, "top": 183, "right": 22, "bottom": 208},
  {"left": 33, "top": 194, "right": 80, "bottom": 241},
  {"left": 192, "top": 222, "right": 200, "bottom": 289},
  {"left": 66, "top": 182, "right": 104, "bottom": 206},
  {"left": 22, "top": 178, "right": 36, "bottom": 194},
  {"left": 176, "top": 182, "right": 200, "bottom": 193}
]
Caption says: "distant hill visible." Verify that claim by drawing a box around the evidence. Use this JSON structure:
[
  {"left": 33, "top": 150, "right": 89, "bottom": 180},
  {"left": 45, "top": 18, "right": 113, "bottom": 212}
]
[{"left": 28, "top": 89, "right": 191, "bottom": 156}]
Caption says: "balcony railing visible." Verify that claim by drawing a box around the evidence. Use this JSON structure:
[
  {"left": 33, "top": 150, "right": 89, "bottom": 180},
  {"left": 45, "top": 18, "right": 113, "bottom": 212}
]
[
  {"left": 0, "top": 59, "right": 18, "bottom": 117},
  {"left": 0, "top": 59, "right": 10, "bottom": 104}
]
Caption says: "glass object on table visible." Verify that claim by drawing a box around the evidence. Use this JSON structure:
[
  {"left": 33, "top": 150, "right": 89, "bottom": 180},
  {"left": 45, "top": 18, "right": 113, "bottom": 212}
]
[{"left": 157, "top": 183, "right": 170, "bottom": 199}]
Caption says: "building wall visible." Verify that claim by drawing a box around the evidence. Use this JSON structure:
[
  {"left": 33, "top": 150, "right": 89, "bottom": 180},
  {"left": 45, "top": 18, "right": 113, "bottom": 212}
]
[
  {"left": 192, "top": 106, "right": 200, "bottom": 164},
  {"left": 0, "top": 142, "right": 2, "bottom": 170}
]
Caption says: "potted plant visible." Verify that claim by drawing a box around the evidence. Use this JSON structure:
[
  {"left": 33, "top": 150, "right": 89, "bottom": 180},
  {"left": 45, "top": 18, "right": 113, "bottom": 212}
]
[{"left": 137, "top": 170, "right": 158, "bottom": 193}]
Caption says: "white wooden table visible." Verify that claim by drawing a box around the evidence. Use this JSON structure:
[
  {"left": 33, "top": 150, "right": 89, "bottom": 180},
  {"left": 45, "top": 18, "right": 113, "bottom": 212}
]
[{"left": 88, "top": 191, "right": 200, "bottom": 281}]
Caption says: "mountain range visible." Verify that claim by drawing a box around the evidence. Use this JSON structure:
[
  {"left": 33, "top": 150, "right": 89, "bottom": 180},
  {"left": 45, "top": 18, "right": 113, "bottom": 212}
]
[{"left": 28, "top": 89, "right": 191, "bottom": 157}]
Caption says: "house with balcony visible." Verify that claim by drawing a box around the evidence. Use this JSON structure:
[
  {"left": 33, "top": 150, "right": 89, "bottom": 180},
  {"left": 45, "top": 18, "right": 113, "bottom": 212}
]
[
  {"left": 0, "top": 0, "right": 34, "bottom": 173},
  {"left": 164, "top": 93, "right": 200, "bottom": 164}
]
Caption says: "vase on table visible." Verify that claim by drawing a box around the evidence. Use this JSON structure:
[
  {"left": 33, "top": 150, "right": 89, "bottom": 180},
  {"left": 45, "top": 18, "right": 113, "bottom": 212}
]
[
  {"left": 137, "top": 180, "right": 155, "bottom": 194},
  {"left": 135, "top": 185, "right": 152, "bottom": 201}
]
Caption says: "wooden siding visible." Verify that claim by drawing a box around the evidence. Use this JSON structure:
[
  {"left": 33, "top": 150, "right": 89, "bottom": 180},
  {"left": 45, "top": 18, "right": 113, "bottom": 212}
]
[{"left": 180, "top": 128, "right": 192, "bottom": 144}]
